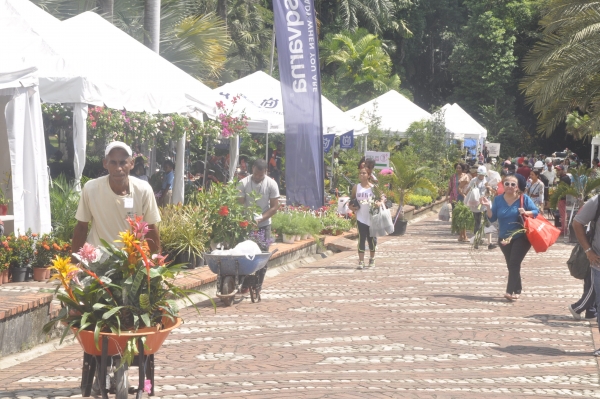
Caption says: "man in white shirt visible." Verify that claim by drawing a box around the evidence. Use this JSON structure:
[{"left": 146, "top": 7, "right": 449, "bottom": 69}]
[
  {"left": 72, "top": 142, "right": 161, "bottom": 255},
  {"left": 542, "top": 161, "right": 556, "bottom": 186}
]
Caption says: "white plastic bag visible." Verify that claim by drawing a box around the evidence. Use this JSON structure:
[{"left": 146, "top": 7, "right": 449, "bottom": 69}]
[
  {"left": 464, "top": 188, "right": 480, "bottom": 208},
  {"left": 438, "top": 203, "right": 450, "bottom": 222},
  {"left": 370, "top": 205, "right": 394, "bottom": 237},
  {"left": 337, "top": 196, "right": 350, "bottom": 215},
  {"left": 233, "top": 240, "right": 262, "bottom": 260}
]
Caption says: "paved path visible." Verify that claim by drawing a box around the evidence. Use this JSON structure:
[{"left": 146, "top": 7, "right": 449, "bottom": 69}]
[{"left": 2, "top": 216, "right": 600, "bottom": 398}]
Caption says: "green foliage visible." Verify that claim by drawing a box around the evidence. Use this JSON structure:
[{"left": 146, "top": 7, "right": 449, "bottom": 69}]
[
  {"left": 320, "top": 28, "right": 400, "bottom": 109},
  {"left": 49, "top": 175, "right": 81, "bottom": 242},
  {"left": 549, "top": 166, "right": 600, "bottom": 208},
  {"left": 159, "top": 205, "right": 209, "bottom": 259},
  {"left": 405, "top": 194, "right": 432, "bottom": 207},
  {"left": 451, "top": 201, "right": 474, "bottom": 233}
]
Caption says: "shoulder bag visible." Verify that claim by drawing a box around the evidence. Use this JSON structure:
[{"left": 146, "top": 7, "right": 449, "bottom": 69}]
[
  {"left": 521, "top": 195, "right": 561, "bottom": 253},
  {"left": 567, "top": 199, "right": 600, "bottom": 279}
]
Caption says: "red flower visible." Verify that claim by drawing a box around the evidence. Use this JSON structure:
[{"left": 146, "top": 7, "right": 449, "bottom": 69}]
[
  {"left": 239, "top": 221, "right": 249, "bottom": 228},
  {"left": 218, "top": 206, "right": 229, "bottom": 216}
]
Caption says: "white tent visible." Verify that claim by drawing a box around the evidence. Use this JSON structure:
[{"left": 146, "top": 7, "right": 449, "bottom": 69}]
[
  {"left": 0, "top": 66, "right": 51, "bottom": 234},
  {"left": 439, "top": 103, "right": 487, "bottom": 141},
  {"left": 215, "top": 71, "right": 366, "bottom": 136},
  {"left": 1, "top": 0, "right": 219, "bottom": 204},
  {"left": 345, "top": 90, "right": 431, "bottom": 136}
]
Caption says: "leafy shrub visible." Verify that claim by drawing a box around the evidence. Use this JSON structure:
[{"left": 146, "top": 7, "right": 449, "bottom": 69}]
[{"left": 405, "top": 194, "right": 433, "bottom": 207}]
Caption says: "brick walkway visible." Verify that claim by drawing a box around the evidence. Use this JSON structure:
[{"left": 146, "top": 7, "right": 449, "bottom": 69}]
[{"left": 1, "top": 216, "right": 600, "bottom": 398}]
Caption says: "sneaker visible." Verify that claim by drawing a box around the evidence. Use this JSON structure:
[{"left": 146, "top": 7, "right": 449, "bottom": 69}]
[
  {"left": 488, "top": 244, "right": 497, "bottom": 250},
  {"left": 568, "top": 305, "right": 582, "bottom": 321},
  {"left": 368, "top": 258, "right": 375, "bottom": 268},
  {"left": 357, "top": 261, "right": 365, "bottom": 270}
]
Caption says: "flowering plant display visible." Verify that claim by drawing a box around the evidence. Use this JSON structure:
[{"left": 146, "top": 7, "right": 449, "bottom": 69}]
[
  {"left": 190, "top": 182, "right": 260, "bottom": 249},
  {"left": 33, "top": 233, "right": 70, "bottom": 268},
  {"left": 0, "top": 231, "right": 36, "bottom": 268},
  {"left": 197, "top": 97, "right": 249, "bottom": 141},
  {"left": 248, "top": 229, "right": 275, "bottom": 252},
  {"left": 43, "top": 217, "right": 201, "bottom": 361}
]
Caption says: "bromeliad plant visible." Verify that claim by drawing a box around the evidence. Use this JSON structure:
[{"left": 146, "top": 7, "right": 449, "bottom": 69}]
[{"left": 43, "top": 217, "right": 203, "bottom": 360}]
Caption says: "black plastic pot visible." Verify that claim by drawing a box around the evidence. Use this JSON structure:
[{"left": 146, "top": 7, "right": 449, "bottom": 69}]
[
  {"left": 176, "top": 252, "right": 203, "bottom": 269},
  {"left": 11, "top": 266, "right": 29, "bottom": 282},
  {"left": 391, "top": 219, "right": 408, "bottom": 236}
]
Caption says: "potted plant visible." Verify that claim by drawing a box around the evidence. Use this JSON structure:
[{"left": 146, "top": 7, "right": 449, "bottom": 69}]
[
  {"left": 43, "top": 217, "right": 199, "bottom": 364},
  {"left": 379, "top": 154, "right": 437, "bottom": 235},
  {"left": 451, "top": 201, "right": 475, "bottom": 237},
  {"left": 159, "top": 205, "right": 208, "bottom": 269},
  {"left": 33, "top": 234, "right": 70, "bottom": 281},
  {"left": 0, "top": 185, "right": 9, "bottom": 216},
  {"left": 3, "top": 231, "right": 35, "bottom": 282}
]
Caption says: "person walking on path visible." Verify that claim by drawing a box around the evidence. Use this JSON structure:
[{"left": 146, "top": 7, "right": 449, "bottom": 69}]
[
  {"left": 480, "top": 174, "right": 538, "bottom": 301},
  {"left": 517, "top": 160, "right": 532, "bottom": 180},
  {"left": 447, "top": 163, "right": 471, "bottom": 241},
  {"left": 465, "top": 165, "right": 490, "bottom": 239},
  {"left": 527, "top": 170, "right": 544, "bottom": 212},
  {"left": 349, "top": 167, "right": 381, "bottom": 270},
  {"left": 72, "top": 141, "right": 161, "bottom": 255},
  {"left": 238, "top": 159, "right": 280, "bottom": 293},
  {"left": 556, "top": 165, "right": 572, "bottom": 235},
  {"left": 571, "top": 195, "right": 600, "bottom": 336}
]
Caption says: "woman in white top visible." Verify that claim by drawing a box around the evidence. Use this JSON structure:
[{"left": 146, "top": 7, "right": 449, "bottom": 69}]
[
  {"left": 349, "top": 167, "right": 381, "bottom": 270},
  {"left": 466, "top": 166, "right": 490, "bottom": 237},
  {"left": 527, "top": 169, "right": 544, "bottom": 211}
]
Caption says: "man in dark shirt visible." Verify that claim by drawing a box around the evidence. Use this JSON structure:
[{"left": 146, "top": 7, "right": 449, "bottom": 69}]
[
  {"left": 556, "top": 165, "right": 572, "bottom": 234},
  {"left": 516, "top": 160, "right": 532, "bottom": 179}
]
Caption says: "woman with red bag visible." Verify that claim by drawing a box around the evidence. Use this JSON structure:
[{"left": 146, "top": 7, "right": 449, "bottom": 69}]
[{"left": 480, "top": 174, "right": 538, "bottom": 301}]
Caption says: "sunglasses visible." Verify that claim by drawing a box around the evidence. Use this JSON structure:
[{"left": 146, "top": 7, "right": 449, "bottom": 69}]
[{"left": 503, "top": 181, "right": 517, "bottom": 187}]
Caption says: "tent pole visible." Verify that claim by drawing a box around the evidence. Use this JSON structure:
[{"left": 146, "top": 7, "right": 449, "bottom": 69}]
[{"left": 330, "top": 137, "right": 335, "bottom": 192}]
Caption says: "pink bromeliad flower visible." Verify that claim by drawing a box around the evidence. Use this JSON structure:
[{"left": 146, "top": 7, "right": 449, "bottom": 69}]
[
  {"left": 127, "top": 216, "right": 149, "bottom": 239},
  {"left": 143, "top": 379, "right": 152, "bottom": 393},
  {"left": 78, "top": 243, "right": 98, "bottom": 264}
]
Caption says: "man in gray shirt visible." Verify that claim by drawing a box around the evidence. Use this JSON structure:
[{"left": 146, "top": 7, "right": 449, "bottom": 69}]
[
  {"left": 571, "top": 195, "right": 600, "bottom": 346},
  {"left": 238, "top": 159, "right": 280, "bottom": 240},
  {"left": 237, "top": 159, "right": 280, "bottom": 294}
]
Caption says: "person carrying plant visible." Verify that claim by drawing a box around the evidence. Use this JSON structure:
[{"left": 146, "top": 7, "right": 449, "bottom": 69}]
[
  {"left": 480, "top": 174, "right": 538, "bottom": 301},
  {"left": 238, "top": 159, "right": 280, "bottom": 293},
  {"left": 72, "top": 141, "right": 161, "bottom": 257},
  {"left": 447, "top": 163, "right": 471, "bottom": 241},
  {"left": 349, "top": 167, "right": 384, "bottom": 270},
  {"left": 465, "top": 165, "right": 491, "bottom": 246}
]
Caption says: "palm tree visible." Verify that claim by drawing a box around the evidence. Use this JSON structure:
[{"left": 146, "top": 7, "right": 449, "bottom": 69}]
[
  {"left": 549, "top": 165, "right": 600, "bottom": 209},
  {"left": 379, "top": 153, "right": 437, "bottom": 222},
  {"left": 33, "top": 0, "right": 230, "bottom": 85},
  {"left": 521, "top": 0, "right": 600, "bottom": 138},
  {"left": 144, "top": 0, "right": 160, "bottom": 52},
  {"left": 320, "top": 28, "right": 401, "bottom": 108}
]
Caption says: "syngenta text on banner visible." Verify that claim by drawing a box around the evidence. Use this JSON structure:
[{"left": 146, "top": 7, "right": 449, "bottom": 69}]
[{"left": 273, "top": 0, "right": 324, "bottom": 209}]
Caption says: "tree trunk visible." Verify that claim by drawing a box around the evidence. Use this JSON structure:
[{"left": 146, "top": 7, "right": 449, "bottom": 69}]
[
  {"left": 217, "top": 0, "right": 227, "bottom": 28},
  {"left": 96, "top": 0, "right": 113, "bottom": 22},
  {"left": 144, "top": 0, "right": 161, "bottom": 53}
]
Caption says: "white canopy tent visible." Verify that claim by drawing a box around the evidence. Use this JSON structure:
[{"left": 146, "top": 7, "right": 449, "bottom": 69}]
[
  {"left": 1, "top": 0, "right": 219, "bottom": 204},
  {"left": 215, "top": 71, "right": 367, "bottom": 136},
  {"left": 439, "top": 103, "right": 487, "bottom": 142},
  {"left": 345, "top": 90, "right": 431, "bottom": 137},
  {"left": 0, "top": 66, "right": 52, "bottom": 235}
]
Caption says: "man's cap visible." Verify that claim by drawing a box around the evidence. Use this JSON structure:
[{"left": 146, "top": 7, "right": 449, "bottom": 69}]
[
  {"left": 105, "top": 141, "right": 132, "bottom": 157},
  {"left": 556, "top": 165, "right": 565, "bottom": 170},
  {"left": 503, "top": 160, "right": 511, "bottom": 166},
  {"left": 477, "top": 165, "right": 487, "bottom": 175},
  {"left": 534, "top": 161, "right": 544, "bottom": 168}
]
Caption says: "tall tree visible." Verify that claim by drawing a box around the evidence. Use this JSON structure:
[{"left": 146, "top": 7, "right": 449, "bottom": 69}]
[
  {"left": 521, "top": 0, "right": 600, "bottom": 139},
  {"left": 144, "top": 0, "right": 161, "bottom": 52},
  {"left": 320, "top": 28, "right": 400, "bottom": 109}
]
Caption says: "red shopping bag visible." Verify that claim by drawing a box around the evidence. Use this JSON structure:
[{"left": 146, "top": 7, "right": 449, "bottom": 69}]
[{"left": 520, "top": 196, "right": 561, "bottom": 253}]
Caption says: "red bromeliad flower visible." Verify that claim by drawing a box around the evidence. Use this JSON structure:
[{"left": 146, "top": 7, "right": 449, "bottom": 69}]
[
  {"left": 239, "top": 221, "right": 249, "bottom": 228},
  {"left": 219, "top": 206, "right": 229, "bottom": 216}
]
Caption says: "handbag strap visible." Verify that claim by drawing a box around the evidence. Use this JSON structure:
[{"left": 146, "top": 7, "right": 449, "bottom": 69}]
[{"left": 587, "top": 197, "right": 600, "bottom": 242}]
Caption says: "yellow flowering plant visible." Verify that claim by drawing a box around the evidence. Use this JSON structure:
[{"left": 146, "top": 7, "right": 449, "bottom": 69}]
[{"left": 43, "top": 217, "right": 206, "bottom": 354}]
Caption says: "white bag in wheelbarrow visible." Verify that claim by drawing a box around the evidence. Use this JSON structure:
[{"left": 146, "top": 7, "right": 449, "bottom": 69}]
[
  {"left": 369, "top": 205, "right": 394, "bottom": 237},
  {"left": 233, "top": 240, "right": 262, "bottom": 260}
]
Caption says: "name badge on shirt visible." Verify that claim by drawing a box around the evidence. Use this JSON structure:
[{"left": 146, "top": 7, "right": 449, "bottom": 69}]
[{"left": 124, "top": 198, "right": 134, "bottom": 209}]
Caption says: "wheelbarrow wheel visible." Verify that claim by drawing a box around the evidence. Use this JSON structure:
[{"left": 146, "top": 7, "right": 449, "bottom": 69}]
[{"left": 221, "top": 276, "right": 235, "bottom": 307}]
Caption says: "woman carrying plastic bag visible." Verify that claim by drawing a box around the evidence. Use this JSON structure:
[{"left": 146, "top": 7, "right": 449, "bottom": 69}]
[{"left": 349, "top": 167, "right": 388, "bottom": 270}]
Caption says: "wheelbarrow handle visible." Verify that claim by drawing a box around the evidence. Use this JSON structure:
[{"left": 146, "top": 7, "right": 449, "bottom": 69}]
[{"left": 270, "top": 248, "right": 279, "bottom": 256}]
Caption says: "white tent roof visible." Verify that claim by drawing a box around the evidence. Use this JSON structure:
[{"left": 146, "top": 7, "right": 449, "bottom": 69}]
[
  {"left": 0, "top": 0, "right": 217, "bottom": 118},
  {"left": 345, "top": 90, "right": 431, "bottom": 136},
  {"left": 439, "top": 103, "right": 487, "bottom": 140},
  {"left": 215, "top": 71, "right": 366, "bottom": 136}
]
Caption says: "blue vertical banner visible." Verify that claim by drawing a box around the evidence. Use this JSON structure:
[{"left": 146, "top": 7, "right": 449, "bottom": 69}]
[
  {"left": 273, "top": 0, "right": 324, "bottom": 208},
  {"left": 339, "top": 130, "right": 354, "bottom": 149},
  {"left": 323, "top": 134, "right": 335, "bottom": 154}
]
